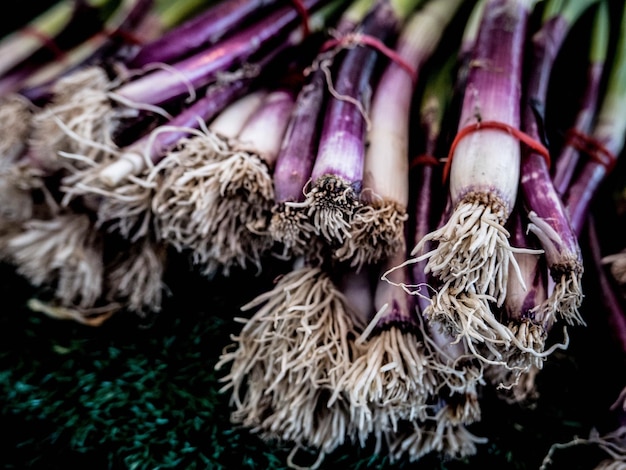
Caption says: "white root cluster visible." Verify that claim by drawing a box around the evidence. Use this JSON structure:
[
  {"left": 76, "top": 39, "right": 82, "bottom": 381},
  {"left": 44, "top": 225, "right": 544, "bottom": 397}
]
[
  {"left": 6, "top": 213, "right": 105, "bottom": 309},
  {"left": 293, "top": 174, "right": 362, "bottom": 246},
  {"left": 215, "top": 265, "right": 363, "bottom": 463},
  {"left": 334, "top": 199, "right": 408, "bottom": 270},
  {"left": 29, "top": 66, "right": 121, "bottom": 174},
  {"left": 153, "top": 136, "right": 275, "bottom": 276}
]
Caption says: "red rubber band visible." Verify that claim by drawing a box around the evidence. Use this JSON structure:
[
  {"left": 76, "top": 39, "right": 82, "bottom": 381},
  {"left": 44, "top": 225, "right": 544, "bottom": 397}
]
[
  {"left": 410, "top": 154, "right": 440, "bottom": 169},
  {"left": 288, "top": 0, "right": 310, "bottom": 37},
  {"left": 320, "top": 33, "right": 417, "bottom": 85},
  {"left": 105, "top": 28, "right": 146, "bottom": 46},
  {"left": 565, "top": 128, "right": 617, "bottom": 173},
  {"left": 21, "top": 26, "right": 66, "bottom": 60},
  {"left": 442, "top": 120, "right": 551, "bottom": 183}
]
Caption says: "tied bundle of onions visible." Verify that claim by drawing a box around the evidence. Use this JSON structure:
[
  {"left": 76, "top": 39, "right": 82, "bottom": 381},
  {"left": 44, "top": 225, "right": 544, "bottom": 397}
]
[
  {"left": 404, "top": 49, "right": 485, "bottom": 425},
  {"left": 517, "top": 0, "right": 601, "bottom": 329},
  {"left": 293, "top": 0, "right": 422, "bottom": 247},
  {"left": 484, "top": 1, "right": 613, "bottom": 398},
  {"left": 267, "top": 0, "right": 376, "bottom": 261},
  {"left": 407, "top": 0, "right": 539, "bottom": 357},
  {"left": 26, "top": 0, "right": 331, "bottom": 178}
]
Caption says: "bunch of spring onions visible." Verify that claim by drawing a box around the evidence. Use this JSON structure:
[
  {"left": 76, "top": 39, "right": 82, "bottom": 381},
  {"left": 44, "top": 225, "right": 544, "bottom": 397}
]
[{"left": 1, "top": 0, "right": 626, "bottom": 468}]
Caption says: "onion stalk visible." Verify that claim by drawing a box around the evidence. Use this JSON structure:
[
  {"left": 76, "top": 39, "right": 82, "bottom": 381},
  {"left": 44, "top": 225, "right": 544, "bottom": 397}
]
[
  {"left": 551, "top": 1, "right": 610, "bottom": 196},
  {"left": 563, "top": 0, "right": 626, "bottom": 236},
  {"left": 520, "top": 0, "right": 600, "bottom": 327}
]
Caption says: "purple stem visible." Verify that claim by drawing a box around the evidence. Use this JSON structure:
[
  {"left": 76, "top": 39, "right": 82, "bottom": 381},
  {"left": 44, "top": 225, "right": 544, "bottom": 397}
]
[
  {"left": 563, "top": 147, "right": 620, "bottom": 237},
  {"left": 272, "top": 67, "right": 326, "bottom": 203},
  {"left": 126, "top": 0, "right": 282, "bottom": 67},
  {"left": 311, "top": 0, "right": 401, "bottom": 187},
  {"left": 519, "top": 11, "right": 582, "bottom": 272},
  {"left": 272, "top": 11, "right": 363, "bottom": 204},
  {"left": 113, "top": 0, "right": 325, "bottom": 107},
  {"left": 551, "top": 60, "right": 605, "bottom": 196}
]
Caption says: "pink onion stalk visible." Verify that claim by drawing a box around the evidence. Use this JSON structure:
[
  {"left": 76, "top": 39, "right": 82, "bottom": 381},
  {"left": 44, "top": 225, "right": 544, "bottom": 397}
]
[
  {"left": 126, "top": 0, "right": 285, "bottom": 67},
  {"left": 295, "top": 0, "right": 421, "bottom": 246},
  {"left": 520, "top": 0, "right": 600, "bottom": 328},
  {"left": 110, "top": 0, "right": 329, "bottom": 107},
  {"left": 401, "top": 54, "right": 484, "bottom": 426},
  {"left": 269, "top": 0, "right": 375, "bottom": 261},
  {"left": 334, "top": 0, "right": 463, "bottom": 270},
  {"left": 410, "top": 0, "right": 538, "bottom": 350},
  {"left": 563, "top": 0, "right": 626, "bottom": 236}
]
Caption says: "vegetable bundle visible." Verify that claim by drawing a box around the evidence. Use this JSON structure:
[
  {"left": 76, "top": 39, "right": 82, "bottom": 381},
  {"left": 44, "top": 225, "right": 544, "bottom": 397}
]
[{"left": 1, "top": 0, "right": 626, "bottom": 468}]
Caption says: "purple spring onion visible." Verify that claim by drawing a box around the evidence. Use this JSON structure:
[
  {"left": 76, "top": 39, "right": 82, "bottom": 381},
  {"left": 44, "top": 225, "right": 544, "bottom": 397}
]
[
  {"left": 551, "top": 1, "right": 609, "bottom": 196},
  {"left": 215, "top": 258, "right": 365, "bottom": 468},
  {"left": 562, "top": 1, "right": 626, "bottom": 237},
  {"left": 410, "top": 0, "right": 537, "bottom": 352},
  {"left": 483, "top": 206, "right": 570, "bottom": 401},
  {"left": 520, "top": 0, "right": 600, "bottom": 328},
  {"left": 268, "top": 0, "right": 375, "bottom": 261},
  {"left": 333, "top": 0, "right": 463, "bottom": 270},
  {"left": 110, "top": 0, "right": 329, "bottom": 107},
  {"left": 125, "top": 0, "right": 286, "bottom": 67},
  {"left": 294, "top": 0, "right": 421, "bottom": 246}
]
